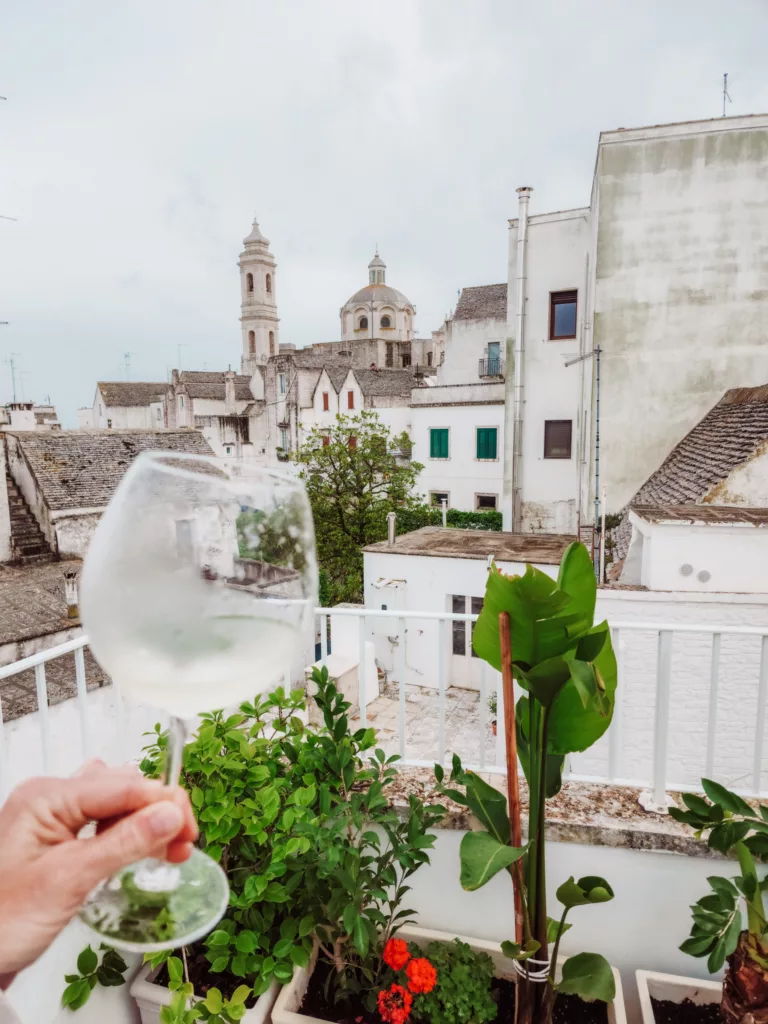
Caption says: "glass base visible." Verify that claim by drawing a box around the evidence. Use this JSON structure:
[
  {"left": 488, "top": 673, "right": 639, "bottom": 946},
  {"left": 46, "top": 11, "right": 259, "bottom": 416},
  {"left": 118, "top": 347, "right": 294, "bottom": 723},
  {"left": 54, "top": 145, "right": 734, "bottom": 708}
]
[{"left": 78, "top": 849, "right": 229, "bottom": 953}]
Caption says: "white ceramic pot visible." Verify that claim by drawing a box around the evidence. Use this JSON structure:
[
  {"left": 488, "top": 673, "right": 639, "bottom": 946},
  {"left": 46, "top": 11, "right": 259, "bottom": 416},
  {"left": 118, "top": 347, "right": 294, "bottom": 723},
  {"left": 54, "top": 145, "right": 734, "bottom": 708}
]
[
  {"left": 636, "top": 969, "right": 721, "bottom": 1023},
  {"left": 130, "top": 962, "right": 280, "bottom": 1024},
  {"left": 272, "top": 924, "right": 626, "bottom": 1024}
]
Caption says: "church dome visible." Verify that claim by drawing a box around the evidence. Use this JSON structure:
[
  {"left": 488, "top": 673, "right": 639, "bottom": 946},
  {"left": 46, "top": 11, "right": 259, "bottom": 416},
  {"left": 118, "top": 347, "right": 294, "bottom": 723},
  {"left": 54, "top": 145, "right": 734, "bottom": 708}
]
[
  {"left": 346, "top": 283, "right": 412, "bottom": 308},
  {"left": 243, "top": 217, "right": 270, "bottom": 248}
]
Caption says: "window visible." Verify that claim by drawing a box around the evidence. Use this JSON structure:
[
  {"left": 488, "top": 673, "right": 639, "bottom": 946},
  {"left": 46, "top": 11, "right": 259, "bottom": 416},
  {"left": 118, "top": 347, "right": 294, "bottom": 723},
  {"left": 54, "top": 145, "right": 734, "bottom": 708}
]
[
  {"left": 487, "top": 341, "right": 501, "bottom": 375},
  {"left": 347, "top": 390, "right": 355, "bottom": 409},
  {"left": 427, "top": 351, "right": 433, "bottom": 367},
  {"left": 402, "top": 353, "right": 411, "bottom": 368},
  {"left": 269, "top": 331, "right": 275, "bottom": 356},
  {"left": 322, "top": 392, "right": 329, "bottom": 411},
  {"left": 278, "top": 373, "right": 286, "bottom": 395},
  {"left": 266, "top": 273, "right": 272, "bottom": 294},
  {"left": 107, "top": 418, "right": 112, "bottom": 428},
  {"left": 322, "top": 434, "right": 330, "bottom": 446},
  {"left": 348, "top": 435, "right": 357, "bottom": 449},
  {"left": 385, "top": 343, "right": 394, "bottom": 367},
  {"left": 544, "top": 419, "right": 573, "bottom": 459},
  {"left": 476, "top": 494, "right": 497, "bottom": 510},
  {"left": 358, "top": 316, "right": 368, "bottom": 330},
  {"left": 248, "top": 330, "right": 255, "bottom": 354},
  {"left": 430, "top": 491, "right": 449, "bottom": 506},
  {"left": 179, "top": 396, "right": 184, "bottom": 407},
  {"left": 549, "top": 290, "right": 577, "bottom": 340},
  {"left": 452, "top": 595, "right": 466, "bottom": 655},
  {"left": 476, "top": 427, "right": 498, "bottom": 460},
  {"left": 470, "top": 597, "right": 483, "bottom": 657},
  {"left": 225, "top": 446, "right": 232, "bottom": 456},
  {"left": 381, "top": 315, "right": 391, "bottom": 328},
  {"left": 155, "top": 407, "right": 162, "bottom": 422},
  {"left": 246, "top": 272, "right": 254, "bottom": 293},
  {"left": 280, "top": 428, "right": 290, "bottom": 450},
  {"left": 430, "top": 428, "right": 449, "bottom": 459}
]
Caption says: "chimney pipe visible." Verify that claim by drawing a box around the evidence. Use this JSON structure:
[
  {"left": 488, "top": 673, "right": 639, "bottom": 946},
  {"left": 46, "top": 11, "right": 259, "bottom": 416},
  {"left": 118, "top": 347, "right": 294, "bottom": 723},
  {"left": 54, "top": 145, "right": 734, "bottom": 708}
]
[
  {"left": 510, "top": 186, "right": 532, "bottom": 533},
  {"left": 387, "top": 511, "right": 396, "bottom": 547},
  {"left": 441, "top": 498, "right": 448, "bottom": 528},
  {"left": 64, "top": 570, "right": 79, "bottom": 621},
  {"left": 224, "top": 369, "right": 237, "bottom": 416}
]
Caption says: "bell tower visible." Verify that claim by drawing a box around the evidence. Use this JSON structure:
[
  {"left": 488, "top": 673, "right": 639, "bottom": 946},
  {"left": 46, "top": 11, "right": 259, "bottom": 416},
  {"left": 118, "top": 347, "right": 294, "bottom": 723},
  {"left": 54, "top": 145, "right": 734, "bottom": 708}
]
[{"left": 239, "top": 217, "right": 279, "bottom": 374}]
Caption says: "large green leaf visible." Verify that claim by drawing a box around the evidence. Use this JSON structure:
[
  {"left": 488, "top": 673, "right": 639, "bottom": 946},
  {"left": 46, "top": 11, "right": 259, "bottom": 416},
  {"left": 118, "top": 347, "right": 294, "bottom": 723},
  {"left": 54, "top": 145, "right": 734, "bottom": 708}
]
[
  {"left": 557, "top": 542, "right": 597, "bottom": 630},
  {"left": 548, "top": 623, "right": 617, "bottom": 755},
  {"left": 459, "top": 831, "right": 525, "bottom": 891},
  {"left": 516, "top": 695, "right": 565, "bottom": 798},
  {"left": 516, "top": 656, "right": 572, "bottom": 708},
  {"left": 463, "top": 772, "right": 510, "bottom": 845},
  {"left": 556, "top": 876, "right": 615, "bottom": 910},
  {"left": 557, "top": 953, "right": 616, "bottom": 1002},
  {"left": 472, "top": 564, "right": 578, "bottom": 670}
]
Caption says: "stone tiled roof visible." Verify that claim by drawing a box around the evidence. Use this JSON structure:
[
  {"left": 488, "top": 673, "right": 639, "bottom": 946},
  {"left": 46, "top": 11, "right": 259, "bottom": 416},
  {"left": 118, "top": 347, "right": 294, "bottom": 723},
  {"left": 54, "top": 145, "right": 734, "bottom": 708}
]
[
  {"left": 352, "top": 369, "right": 418, "bottom": 398},
  {"left": 614, "top": 385, "right": 768, "bottom": 558},
  {"left": 365, "top": 526, "right": 573, "bottom": 564},
  {"left": 631, "top": 504, "right": 768, "bottom": 525},
  {"left": 453, "top": 284, "right": 508, "bottom": 321},
  {"left": 10, "top": 429, "right": 215, "bottom": 512},
  {"left": 325, "top": 367, "right": 350, "bottom": 392},
  {"left": 98, "top": 382, "right": 170, "bottom": 407},
  {"left": 178, "top": 372, "right": 253, "bottom": 401}
]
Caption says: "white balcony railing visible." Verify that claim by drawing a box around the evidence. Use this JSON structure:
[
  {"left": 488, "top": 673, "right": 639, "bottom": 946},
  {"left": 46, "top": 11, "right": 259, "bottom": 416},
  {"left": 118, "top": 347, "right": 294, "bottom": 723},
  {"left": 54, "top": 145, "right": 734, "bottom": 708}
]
[{"left": 2, "top": 611, "right": 768, "bottom": 809}]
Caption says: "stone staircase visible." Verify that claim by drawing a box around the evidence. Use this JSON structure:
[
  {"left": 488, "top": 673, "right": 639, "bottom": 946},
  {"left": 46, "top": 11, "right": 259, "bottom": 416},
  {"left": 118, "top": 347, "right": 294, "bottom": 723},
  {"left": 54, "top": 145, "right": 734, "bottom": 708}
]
[{"left": 6, "top": 472, "right": 54, "bottom": 564}]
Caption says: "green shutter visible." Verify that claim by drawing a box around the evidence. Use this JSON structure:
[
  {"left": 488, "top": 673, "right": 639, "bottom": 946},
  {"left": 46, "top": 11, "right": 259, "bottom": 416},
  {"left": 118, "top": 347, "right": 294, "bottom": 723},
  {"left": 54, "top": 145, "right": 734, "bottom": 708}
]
[
  {"left": 476, "top": 428, "right": 497, "bottom": 460},
  {"left": 430, "top": 429, "right": 448, "bottom": 459}
]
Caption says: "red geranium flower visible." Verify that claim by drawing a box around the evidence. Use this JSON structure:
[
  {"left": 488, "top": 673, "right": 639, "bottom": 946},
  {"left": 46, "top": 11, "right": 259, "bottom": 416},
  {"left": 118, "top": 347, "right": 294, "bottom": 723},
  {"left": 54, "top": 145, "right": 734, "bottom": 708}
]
[
  {"left": 382, "top": 937, "right": 410, "bottom": 971},
  {"left": 405, "top": 957, "right": 437, "bottom": 995},
  {"left": 377, "top": 983, "right": 413, "bottom": 1024}
]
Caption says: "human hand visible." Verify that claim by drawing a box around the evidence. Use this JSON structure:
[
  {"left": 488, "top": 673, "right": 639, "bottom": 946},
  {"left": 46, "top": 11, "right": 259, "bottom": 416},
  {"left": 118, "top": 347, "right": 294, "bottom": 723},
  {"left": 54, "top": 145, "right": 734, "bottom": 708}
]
[{"left": 0, "top": 761, "right": 198, "bottom": 982}]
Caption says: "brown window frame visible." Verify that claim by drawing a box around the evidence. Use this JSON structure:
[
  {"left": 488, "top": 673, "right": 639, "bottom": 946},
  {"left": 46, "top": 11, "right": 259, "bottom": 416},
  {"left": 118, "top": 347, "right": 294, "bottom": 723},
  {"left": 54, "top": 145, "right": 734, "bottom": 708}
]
[
  {"left": 549, "top": 290, "right": 578, "bottom": 340},
  {"left": 543, "top": 420, "right": 573, "bottom": 459},
  {"left": 322, "top": 392, "right": 329, "bottom": 411},
  {"left": 348, "top": 434, "right": 357, "bottom": 449},
  {"left": 347, "top": 390, "right": 355, "bottom": 410}
]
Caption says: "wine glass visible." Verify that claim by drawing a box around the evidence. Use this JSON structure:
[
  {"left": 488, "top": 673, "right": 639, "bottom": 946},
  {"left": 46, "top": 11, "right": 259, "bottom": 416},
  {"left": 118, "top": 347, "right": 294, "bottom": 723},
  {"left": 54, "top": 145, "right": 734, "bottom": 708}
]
[{"left": 77, "top": 451, "right": 317, "bottom": 952}]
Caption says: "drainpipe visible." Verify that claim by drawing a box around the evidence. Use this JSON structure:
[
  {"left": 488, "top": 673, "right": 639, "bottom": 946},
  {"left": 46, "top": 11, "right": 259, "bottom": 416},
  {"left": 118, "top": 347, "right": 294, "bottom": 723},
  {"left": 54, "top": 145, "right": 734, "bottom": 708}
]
[
  {"left": 511, "top": 187, "right": 532, "bottom": 533},
  {"left": 387, "top": 511, "right": 396, "bottom": 547}
]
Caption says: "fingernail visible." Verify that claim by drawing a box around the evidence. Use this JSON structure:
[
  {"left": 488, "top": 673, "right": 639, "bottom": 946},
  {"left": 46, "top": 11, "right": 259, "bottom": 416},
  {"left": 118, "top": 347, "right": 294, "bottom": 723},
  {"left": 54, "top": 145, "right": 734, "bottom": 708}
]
[{"left": 147, "top": 802, "right": 184, "bottom": 838}]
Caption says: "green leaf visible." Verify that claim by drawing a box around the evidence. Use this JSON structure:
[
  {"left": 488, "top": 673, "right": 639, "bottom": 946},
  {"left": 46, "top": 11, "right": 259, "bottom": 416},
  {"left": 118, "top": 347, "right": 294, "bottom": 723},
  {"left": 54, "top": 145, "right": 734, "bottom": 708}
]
[
  {"left": 516, "top": 656, "right": 572, "bottom": 708},
  {"left": 204, "top": 988, "right": 223, "bottom": 1014},
  {"left": 557, "top": 953, "right": 616, "bottom": 1003},
  {"left": 463, "top": 772, "right": 510, "bottom": 844},
  {"left": 209, "top": 955, "right": 229, "bottom": 973},
  {"left": 459, "top": 831, "right": 525, "bottom": 891},
  {"left": 207, "top": 930, "right": 231, "bottom": 948},
  {"left": 167, "top": 957, "right": 184, "bottom": 988},
  {"left": 273, "top": 938, "right": 293, "bottom": 959},
  {"left": 77, "top": 946, "right": 98, "bottom": 976},
  {"left": 274, "top": 962, "right": 295, "bottom": 983},
  {"left": 352, "top": 916, "right": 369, "bottom": 957},
  {"left": 702, "top": 779, "right": 754, "bottom": 817},
  {"left": 191, "top": 786, "right": 204, "bottom": 808},
  {"left": 230, "top": 985, "right": 251, "bottom": 1006},
  {"left": 62, "top": 979, "right": 92, "bottom": 1011},
  {"left": 298, "top": 915, "right": 314, "bottom": 938},
  {"left": 547, "top": 917, "right": 572, "bottom": 943},
  {"left": 548, "top": 626, "right": 617, "bottom": 755},
  {"left": 501, "top": 939, "right": 540, "bottom": 962},
  {"left": 707, "top": 936, "right": 728, "bottom": 974},
  {"left": 235, "top": 931, "right": 257, "bottom": 954},
  {"left": 556, "top": 876, "right": 615, "bottom": 910},
  {"left": 680, "top": 935, "right": 716, "bottom": 957},
  {"left": 290, "top": 945, "right": 310, "bottom": 968}
]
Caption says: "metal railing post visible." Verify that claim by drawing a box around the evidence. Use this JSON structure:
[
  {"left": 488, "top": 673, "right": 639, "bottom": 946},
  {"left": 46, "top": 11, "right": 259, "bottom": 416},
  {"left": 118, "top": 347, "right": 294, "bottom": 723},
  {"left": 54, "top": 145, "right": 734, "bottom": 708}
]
[
  {"left": 651, "top": 630, "right": 673, "bottom": 809},
  {"left": 34, "top": 664, "right": 51, "bottom": 775},
  {"left": 74, "top": 646, "right": 90, "bottom": 761},
  {"left": 358, "top": 614, "right": 367, "bottom": 727},
  {"left": 753, "top": 635, "right": 768, "bottom": 795},
  {"left": 438, "top": 618, "right": 447, "bottom": 765},
  {"left": 397, "top": 617, "right": 406, "bottom": 760},
  {"left": 706, "top": 633, "right": 721, "bottom": 779}
]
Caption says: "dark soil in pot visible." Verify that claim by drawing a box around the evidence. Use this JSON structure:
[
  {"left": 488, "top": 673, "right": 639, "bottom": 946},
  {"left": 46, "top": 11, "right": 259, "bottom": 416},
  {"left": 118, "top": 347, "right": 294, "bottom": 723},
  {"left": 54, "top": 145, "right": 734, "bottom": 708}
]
[
  {"left": 650, "top": 997, "right": 721, "bottom": 1024},
  {"left": 300, "top": 961, "right": 609, "bottom": 1023}
]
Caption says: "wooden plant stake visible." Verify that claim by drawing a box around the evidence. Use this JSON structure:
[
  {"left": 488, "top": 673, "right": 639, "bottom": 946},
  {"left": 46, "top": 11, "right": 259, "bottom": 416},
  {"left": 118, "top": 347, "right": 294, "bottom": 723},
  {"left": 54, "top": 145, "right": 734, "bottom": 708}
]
[{"left": 499, "top": 611, "right": 523, "bottom": 945}]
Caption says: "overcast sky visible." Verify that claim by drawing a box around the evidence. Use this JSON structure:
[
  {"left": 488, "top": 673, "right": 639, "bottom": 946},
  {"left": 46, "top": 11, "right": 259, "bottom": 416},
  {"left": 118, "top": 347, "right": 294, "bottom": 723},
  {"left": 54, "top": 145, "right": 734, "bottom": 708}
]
[{"left": 1, "top": 0, "right": 767, "bottom": 425}]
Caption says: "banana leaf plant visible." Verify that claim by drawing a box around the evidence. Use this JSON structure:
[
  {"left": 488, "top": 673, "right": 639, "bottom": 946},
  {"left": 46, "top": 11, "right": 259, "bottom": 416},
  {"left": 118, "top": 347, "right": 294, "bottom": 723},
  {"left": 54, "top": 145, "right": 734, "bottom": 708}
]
[{"left": 435, "top": 541, "right": 618, "bottom": 1024}]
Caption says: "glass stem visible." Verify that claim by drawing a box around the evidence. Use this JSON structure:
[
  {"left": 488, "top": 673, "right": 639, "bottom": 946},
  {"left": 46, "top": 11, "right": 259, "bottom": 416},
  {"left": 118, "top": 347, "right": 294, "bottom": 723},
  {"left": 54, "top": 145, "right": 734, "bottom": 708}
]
[{"left": 163, "top": 717, "right": 188, "bottom": 789}]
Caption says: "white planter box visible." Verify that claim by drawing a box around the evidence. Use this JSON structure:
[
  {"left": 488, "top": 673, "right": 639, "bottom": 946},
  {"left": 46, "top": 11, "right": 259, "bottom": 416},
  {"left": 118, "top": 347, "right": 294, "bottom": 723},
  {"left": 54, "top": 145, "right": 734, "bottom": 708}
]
[
  {"left": 272, "top": 924, "right": 626, "bottom": 1024},
  {"left": 130, "top": 962, "right": 280, "bottom": 1024},
  {"left": 636, "top": 969, "right": 721, "bottom": 1023}
]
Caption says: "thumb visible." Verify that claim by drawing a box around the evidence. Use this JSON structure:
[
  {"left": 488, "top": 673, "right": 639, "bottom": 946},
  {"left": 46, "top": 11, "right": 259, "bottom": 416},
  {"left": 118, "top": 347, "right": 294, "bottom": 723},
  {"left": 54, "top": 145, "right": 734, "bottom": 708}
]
[{"left": 74, "top": 801, "right": 186, "bottom": 894}]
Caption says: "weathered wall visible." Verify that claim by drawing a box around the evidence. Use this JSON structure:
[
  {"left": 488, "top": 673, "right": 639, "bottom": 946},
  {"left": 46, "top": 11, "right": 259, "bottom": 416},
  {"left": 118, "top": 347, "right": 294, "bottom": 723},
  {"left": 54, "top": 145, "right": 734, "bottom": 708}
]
[
  {"left": 704, "top": 442, "right": 768, "bottom": 504},
  {"left": 5, "top": 434, "right": 57, "bottom": 552},
  {"left": 594, "top": 116, "right": 768, "bottom": 510},
  {"left": 0, "top": 441, "right": 12, "bottom": 562},
  {"left": 438, "top": 316, "right": 506, "bottom": 387},
  {"left": 53, "top": 512, "right": 102, "bottom": 559}
]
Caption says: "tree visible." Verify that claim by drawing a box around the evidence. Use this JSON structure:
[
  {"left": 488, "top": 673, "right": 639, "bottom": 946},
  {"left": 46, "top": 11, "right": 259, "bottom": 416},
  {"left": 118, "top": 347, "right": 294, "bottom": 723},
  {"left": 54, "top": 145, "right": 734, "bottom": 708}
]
[{"left": 295, "top": 411, "right": 423, "bottom": 603}]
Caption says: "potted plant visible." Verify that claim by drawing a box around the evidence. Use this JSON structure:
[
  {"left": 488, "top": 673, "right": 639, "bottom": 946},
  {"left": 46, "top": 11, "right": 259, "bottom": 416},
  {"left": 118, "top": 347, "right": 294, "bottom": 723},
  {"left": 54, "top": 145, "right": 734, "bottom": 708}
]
[
  {"left": 436, "top": 542, "right": 625, "bottom": 1024},
  {"left": 272, "top": 667, "right": 446, "bottom": 1023},
  {"left": 637, "top": 778, "right": 768, "bottom": 1023},
  {"left": 488, "top": 692, "right": 498, "bottom": 736}
]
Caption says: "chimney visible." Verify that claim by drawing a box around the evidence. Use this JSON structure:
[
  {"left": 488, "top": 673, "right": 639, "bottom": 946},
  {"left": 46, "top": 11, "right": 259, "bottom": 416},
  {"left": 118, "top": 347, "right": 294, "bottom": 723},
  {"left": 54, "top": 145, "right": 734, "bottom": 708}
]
[
  {"left": 387, "top": 511, "right": 396, "bottom": 547},
  {"left": 171, "top": 368, "right": 179, "bottom": 385},
  {"left": 224, "top": 369, "right": 237, "bottom": 415},
  {"left": 64, "top": 570, "right": 79, "bottom": 621}
]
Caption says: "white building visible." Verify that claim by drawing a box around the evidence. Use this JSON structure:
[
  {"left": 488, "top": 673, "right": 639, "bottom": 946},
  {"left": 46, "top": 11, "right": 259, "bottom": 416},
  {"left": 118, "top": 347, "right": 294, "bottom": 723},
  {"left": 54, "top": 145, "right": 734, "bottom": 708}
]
[
  {"left": 502, "top": 112, "right": 768, "bottom": 535},
  {"left": 0, "top": 401, "right": 61, "bottom": 431}
]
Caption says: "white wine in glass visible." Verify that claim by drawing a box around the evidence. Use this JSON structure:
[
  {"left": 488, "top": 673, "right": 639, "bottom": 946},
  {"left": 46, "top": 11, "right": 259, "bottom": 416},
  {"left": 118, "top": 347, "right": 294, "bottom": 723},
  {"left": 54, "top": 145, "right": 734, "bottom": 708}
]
[{"left": 77, "top": 451, "right": 317, "bottom": 952}]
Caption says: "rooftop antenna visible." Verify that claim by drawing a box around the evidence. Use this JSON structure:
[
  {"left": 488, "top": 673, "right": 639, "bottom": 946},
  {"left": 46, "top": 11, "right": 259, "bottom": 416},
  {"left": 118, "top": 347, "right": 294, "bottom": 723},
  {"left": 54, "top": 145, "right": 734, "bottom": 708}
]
[
  {"left": 123, "top": 351, "right": 136, "bottom": 381},
  {"left": 6, "top": 353, "right": 20, "bottom": 402},
  {"left": 177, "top": 343, "right": 189, "bottom": 372},
  {"left": 722, "top": 72, "right": 732, "bottom": 117}
]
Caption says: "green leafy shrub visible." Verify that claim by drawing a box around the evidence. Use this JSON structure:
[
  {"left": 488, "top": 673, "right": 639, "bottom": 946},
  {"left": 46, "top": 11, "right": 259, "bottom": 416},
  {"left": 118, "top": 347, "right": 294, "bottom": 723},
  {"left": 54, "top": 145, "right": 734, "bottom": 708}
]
[
  {"left": 62, "top": 945, "right": 128, "bottom": 1011},
  {"left": 411, "top": 939, "right": 497, "bottom": 1024}
]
